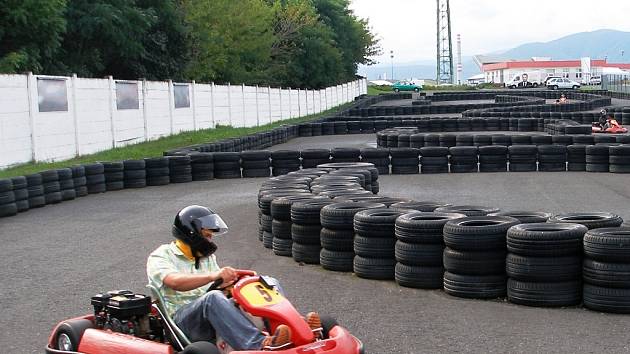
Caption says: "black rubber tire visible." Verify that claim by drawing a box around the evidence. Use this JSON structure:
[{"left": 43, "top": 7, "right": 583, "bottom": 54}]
[
  {"left": 443, "top": 248, "right": 506, "bottom": 275},
  {"left": 260, "top": 213, "right": 273, "bottom": 232},
  {"left": 242, "top": 169, "right": 271, "bottom": 178},
  {"left": 320, "top": 249, "right": 354, "bottom": 272},
  {"left": 443, "top": 216, "right": 519, "bottom": 251},
  {"left": 61, "top": 189, "right": 76, "bottom": 201},
  {"left": 262, "top": 231, "right": 273, "bottom": 249},
  {"left": 320, "top": 228, "right": 354, "bottom": 251},
  {"left": 28, "top": 195, "right": 46, "bottom": 208},
  {"left": 583, "top": 284, "right": 630, "bottom": 314},
  {"left": 507, "top": 279, "right": 581, "bottom": 307},
  {"left": 583, "top": 227, "right": 630, "bottom": 262},
  {"left": 272, "top": 237, "right": 293, "bottom": 257},
  {"left": 491, "top": 211, "right": 551, "bottom": 224},
  {"left": 124, "top": 170, "right": 146, "bottom": 180},
  {"left": 443, "top": 272, "right": 507, "bottom": 299},
  {"left": 147, "top": 176, "right": 170, "bottom": 186},
  {"left": 548, "top": 212, "right": 623, "bottom": 230},
  {"left": 53, "top": 319, "right": 94, "bottom": 351},
  {"left": 0, "top": 203, "right": 18, "bottom": 217},
  {"left": 291, "top": 224, "right": 322, "bottom": 245},
  {"left": 506, "top": 222, "right": 587, "bottom": 256},
  {"left": 292, "top": 243, "right": 321, "bottom": 264},
  {"left": 15, "top": 199, "right": 29, "bottom": 212},
  {"left": 394, "top": 211, "right": 465, "bottom": 243},
  {"left": 583, "top": 259, "right": 630, "bottom": 288},
  {"left": 271, "top": 219, "right": 291, "bottom": 240},
  {"left": 395, "top": 263, "right": 444, "bottom": 289},
  {"left": 182, "top": 341, "right": 221, "bottom": 354},
  {"left": 390, "top": 201, "right": 452, "bottom": 213},
  {"left": 506, "top": 254, "right": 581, "bottom": 282},
  {"left": 320, "top": 202, "right": 386, "bottom": 230},
  {"left": 395, "top": 241, "right": 443, "bottom": 266},
  {"left": 0, "top": 191, "right": 15, "bottom": 204},
  {"left": 45, "top": 191, "right": 63, "bottom": 204},
  {"left": 106, "top": 181, "right": 125, "bottom": 191},
  {"left": 435, "top": 205, "right": 500, "bottom": 217},
  {"left": 124, "top": 179, "right": 147, "bottom": 189},
  {"left": 354, "top": 208, "right": 410, "bottom": 238},
  {"left": 354, "top": 256, "right": 396, "bottom": 280},
  {"left": 291, "top": 200, "right": 335, "bottom": 225},
  {"left": 354, "top": 236, "right": 395, "bottom": 258}
]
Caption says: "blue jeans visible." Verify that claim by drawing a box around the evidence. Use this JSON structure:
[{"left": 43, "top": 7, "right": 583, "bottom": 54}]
[{"left": 173, "top": 277, "right": 283, "bottom": 350}]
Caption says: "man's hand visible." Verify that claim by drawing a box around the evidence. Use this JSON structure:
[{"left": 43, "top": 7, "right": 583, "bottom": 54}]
[{"left": 218, "top": 266, "right": 237, "bottom": 284}]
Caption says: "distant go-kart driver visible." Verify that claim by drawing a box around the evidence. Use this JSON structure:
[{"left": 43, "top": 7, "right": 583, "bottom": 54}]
[
  {"left": 599, "top": 109, "right": 611, "bottom": 130},
  {"left": 147, "top": 205, "right": 322, "bottom": 351}
]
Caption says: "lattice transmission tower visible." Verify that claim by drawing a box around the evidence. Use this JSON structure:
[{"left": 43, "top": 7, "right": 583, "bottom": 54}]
[{"left": 436, "top": 0, "right": 454, "bottom": 84}]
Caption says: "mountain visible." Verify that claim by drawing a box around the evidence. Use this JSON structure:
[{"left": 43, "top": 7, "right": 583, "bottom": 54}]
[{"left": 498, "top": 29, "right": 630, "bottom": 62}]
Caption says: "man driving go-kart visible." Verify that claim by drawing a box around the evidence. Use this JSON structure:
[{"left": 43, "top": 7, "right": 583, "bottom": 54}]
[
  {"left": 147, "top": 205, "right": 321, "bottom": 351},
  {"left": 593, "top": 109, "right": 628, "bottom": 134}
]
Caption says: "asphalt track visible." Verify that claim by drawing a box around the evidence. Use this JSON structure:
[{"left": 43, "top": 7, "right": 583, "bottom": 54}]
[{"left": 3, "top": 133, "right": 630, "bottom": 354}]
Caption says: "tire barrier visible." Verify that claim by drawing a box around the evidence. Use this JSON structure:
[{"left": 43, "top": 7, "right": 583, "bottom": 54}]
[
  {"left": 213, "top": 152, "right": 241, "bottom": 179},
  {"left": 394, "top": 212, "right": 465, "bottom": 289},
  {"left": 583, "top": 227, "right": 630, "bottom": 313},
  {"left": 241, "top": 151, "right": 271, "bottom": 178},
  {"left": 57, "top": 168, "right": 77, "bottom": 201},
  {"left": 11, "top": 176, "right": 29, "bottom": 213},
  {"left": 71, "top": 165, "right": 88, "bottom": 197},
  {"left": 103, "top": 162, "right": 125, "bottom": 191},
  {"left": 506, "top": 223, "right": 587, "bottom": 307},
  {"left": 26, "top": 173, "right": 46, "bottom": 208},
  {"left": 123, "top": 160, "right": 147, "bottom": 189},
  {"left": 547, "top": 212, "right": 624, "bottom": 230},
  {"left": 145, "top": 157, "right": 170, "bottom": 186},
  {"left": 271, "top": 150, "right": 301, "bottom": 176},
  {"left": 0, "top": 178, "right": 17, "bottom": 217},
  {"left": 443, "top": 216, "right": 520, "bottom": 299},
  {"left": 189, "top": 153, "right": 215, "bottom": 181},
  {"left": 41, "top": 169, "right": 62, "bottom": 205}
]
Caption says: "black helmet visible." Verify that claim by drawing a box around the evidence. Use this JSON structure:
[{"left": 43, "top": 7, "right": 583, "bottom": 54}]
[
  {"left": 600, "top": 109, "right": 608, "bottom": 116},
  {"left": 172, "top": 206, "right": 228, "bottom": 266}
]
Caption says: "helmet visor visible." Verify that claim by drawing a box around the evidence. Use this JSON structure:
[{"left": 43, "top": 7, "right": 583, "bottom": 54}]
[{"left": 192, "top": 214, "right": 229, "bottom": 236}]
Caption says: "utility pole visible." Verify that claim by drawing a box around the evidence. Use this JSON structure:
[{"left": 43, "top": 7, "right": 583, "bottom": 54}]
[
  {"left": 390, "top": 50, "right": 395, "bottom": 81},
  {"left": 436, "top": 0, "right": 454, "bottom": 85}
]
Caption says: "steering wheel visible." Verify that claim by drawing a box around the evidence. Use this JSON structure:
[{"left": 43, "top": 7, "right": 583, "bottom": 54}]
[{"left": 206, "top": 269, "right": 257, "bottom": 293}]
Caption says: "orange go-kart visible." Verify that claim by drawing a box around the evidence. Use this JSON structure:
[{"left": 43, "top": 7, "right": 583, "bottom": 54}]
[
  {"left": 46, "top": 270, "right": 364, "bottom": 354},
  {"left": 592, "top": 118, "right": 628, "bottom": 134}
]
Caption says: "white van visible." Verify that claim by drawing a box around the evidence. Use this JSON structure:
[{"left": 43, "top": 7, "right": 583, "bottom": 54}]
[{"left": 505, "top": 71, "right": 543, "bottom": 88}]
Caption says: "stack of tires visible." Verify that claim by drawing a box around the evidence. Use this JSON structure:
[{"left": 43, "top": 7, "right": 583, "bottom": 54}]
[
  {"left": 360, "top": 148, "right": 390, "bottom": 175},
  {"left": 436, "top": 205, "right": 499, "bottom": 217},
  {"left": 493, "top": 211, "right": 550, "bottom": 224},
  {"left": 11, "top": 176, "right": 29, "bottom": 213},
  {"left": 389, "top": 148, "right": 419, "bottom": 174},
  {"left": 26, "top": 173, "right": 46, "bottom": 208},
  {"left": 448, "top": 146, "right": 478, "bottom": 173},
  {"left": 548, "top": 212, "right": 623, "bottom": 230},
  {"left": 586, "top": 145, "right": 610, "bottom": 172},
  {"left": 508, "top": 145, "right": 538, "bottom": 172},
  {"left": 537, "top": 145, "right": 567, "bottom": 172},
  {"left": 168, "top": 156, "right": 193, "bottom": 183},
  {"left": 331, "top": 148, "right": 361, "bottom": 163},
  {"left": 123, "top": 160, "right": 147, "bottom": 188},
  {"left": 506, "top": 223, "right": 586, "bottom": 307},
  {"left": 442, "top": 216, "right": 519, "bottom": 299},
  {"left": 189, "top": 153, "right": 214, "bottom": 181},
  {"left": 285, "top": 199, "right": 333, "bottom": 266},
  {"left": 86, "top": 163, "right": 106, "bottom": 194},
  {"left": 394, "top": 212, "right": 465, "bottom": 288},
  {"left": 478, "top": 146, "right": 508, "bottom": 172},
  {"left": 258, "top": 183, "right": 311, "bottom": 249},
  {"left": 420, "top": 147, "right": 449, "bottom": 173},
  {"left": 300, "top": 149, "right": 330, "bottom": 169},
  {"left": 145, "top": 158, "right": 170, "bottom": 186},
  {"left": 583, "top": 227, "right": 630, "bottom": 313},
  {"left": 320, "top": 202, "right": 385, "bottom": 273},
  {"left": 56, "top": 168, "right": 76, "bottom": 201},
  {"left": 271, "top": 151, "right": 301, "bottom": 176},
  {"left": 567, "top": 145, "right": 587, "bottom": 171},
  {"left": 241, "top": 151, "right": 271, "bottom": 178},
  {"left": 0, "top": 179, "right": 17, "bottom": 217},
  {"left": 213, "top": 152, "right": 241, "bottom": 179},
  {"left": 354, "top": 208, "right": 409, "bottom": 280},
  {"left": 103, "top": 162, "right": 125, "bottom": 191},
  {"left": 41, "top": 170, "right": 62, "bottom": 204},
  {"left": 271, "top": 195, "right": 320, "bottom": 257},
  {"left": 71, "top": 165, "right": 88, "bottom": 197},
  {"left": 609, "top": 145, "right": 630, "bottom": 173}
]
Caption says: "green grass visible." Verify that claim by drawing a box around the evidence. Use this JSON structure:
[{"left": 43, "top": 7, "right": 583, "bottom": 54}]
[
  {"left": 0, "top": 103, "right": 353, "bottom": 179},
  {"left": 367, "top": 85, "right": 392, "bottom": 95}
]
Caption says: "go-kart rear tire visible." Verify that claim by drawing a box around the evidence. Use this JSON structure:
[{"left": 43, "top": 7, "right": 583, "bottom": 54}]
[
  {"left": 320, "top": 315, "right": 339, "bottom": 339},
  {"left": 182, "top": 341, "right": 220, "bottom": 354},
  {"left": 54, "top": 319, "right": 94, "bottom": 351}
]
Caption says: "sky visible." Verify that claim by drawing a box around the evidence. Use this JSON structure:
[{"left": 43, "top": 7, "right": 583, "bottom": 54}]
[{"left": 349, "top": 0, "right": 630, "bottom": 65}]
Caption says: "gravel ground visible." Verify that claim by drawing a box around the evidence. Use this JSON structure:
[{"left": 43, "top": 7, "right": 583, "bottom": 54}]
[{"left": 3, "top": 133, "right": 630, "bottom": 353}]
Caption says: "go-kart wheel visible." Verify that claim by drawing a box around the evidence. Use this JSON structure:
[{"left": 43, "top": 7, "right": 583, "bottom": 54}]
[
  {"left": 320, "top": 315, "right": 339, "bottom": 339},
  {"left": 182, "top": 341, "right": 220, "bottom": 354},
  {"left": 54, "top": 319, "right": 94, "bottom": 351}
]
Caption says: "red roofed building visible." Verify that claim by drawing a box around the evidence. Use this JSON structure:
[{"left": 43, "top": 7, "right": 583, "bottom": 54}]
[{"left": 477, "top": 57, "right": 630, "bottom": 84}]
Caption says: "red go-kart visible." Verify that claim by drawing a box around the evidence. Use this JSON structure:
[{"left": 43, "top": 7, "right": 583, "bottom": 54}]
[
  {"left": 592, "top": 118, "right": 628, "bottom": 134},
  {"left": 46, "top": 270, "right": 364, "bottom": 354}
]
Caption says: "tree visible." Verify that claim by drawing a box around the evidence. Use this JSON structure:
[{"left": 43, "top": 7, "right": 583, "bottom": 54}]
[
  {"left": 0, "top": 0, "right": 67, "bottom": 73},
  {"left": 48, "top": 0, "right": 154, "bottom": 78},
  {"left": 312, "top": 0, "right": 380, "bottom": 81},
  {"left": 183, "top": 0, "right": 275, "bottom": 84}
]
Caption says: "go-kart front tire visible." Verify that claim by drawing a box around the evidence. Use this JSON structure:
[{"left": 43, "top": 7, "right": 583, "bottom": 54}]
[
  {"left": 54, "top": 319, "right": 94, "bottom": 351},
  {"left": 182, "top": 341, "right": 220, "bottom": 354}
]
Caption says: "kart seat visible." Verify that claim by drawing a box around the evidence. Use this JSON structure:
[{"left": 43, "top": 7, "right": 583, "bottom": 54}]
[{"left": 146, "top": 283, "right": 192, "bottom": 350}]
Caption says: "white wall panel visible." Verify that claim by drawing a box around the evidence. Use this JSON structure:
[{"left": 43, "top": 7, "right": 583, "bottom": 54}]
[
  {"left": 74, "top": 78, "right": 112, "bottom": 154},
  {"left": 194, "top": 83, "right": 213, "bottom": 130},
  {"left": 172, "top": 83, "right": 194, "bottom": 134},
  {"left": 269, "top": 88, "right": 282, "bottom": 123},
  {"left": 145, "top": 81, "right": 170, "bottom": 139},
  {"left": 0, "top": 75, "right": 31, "bottom": 168},
  {"left": 213, "top": 85, "right": 230, "bottom": 127},
  {"left": 243, "top": 86, "right": 258, "bottom": 127},
  {"left": 229, "top": 85, "right": 245, "bottom": 127}
]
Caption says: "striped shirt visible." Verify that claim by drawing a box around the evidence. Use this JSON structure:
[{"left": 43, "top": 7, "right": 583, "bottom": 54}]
[{"left": 147, "top": 242, "right": 220, "bottom": 317}]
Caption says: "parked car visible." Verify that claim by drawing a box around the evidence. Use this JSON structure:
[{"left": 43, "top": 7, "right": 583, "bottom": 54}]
[
  {"left": 588, "top": 76, "right": 602, "bottom": 85},
  {"left": 546, "top": 78, "right": 581, "bottom": 90},
  {"left": 392, "top": 81, "right": 422, "bottom": 92},
  {"left": 544, "top": 76, "right": 562, "bottom": 85}
]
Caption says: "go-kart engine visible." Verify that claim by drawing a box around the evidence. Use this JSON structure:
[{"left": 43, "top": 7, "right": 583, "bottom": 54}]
[{"left": 91, "top": 290, "right": 158, "bottom": 338}]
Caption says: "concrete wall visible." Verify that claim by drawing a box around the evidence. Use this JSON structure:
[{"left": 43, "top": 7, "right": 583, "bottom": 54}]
[{"left": 0, "top": 74, "right": 367, "bottom": 168}]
